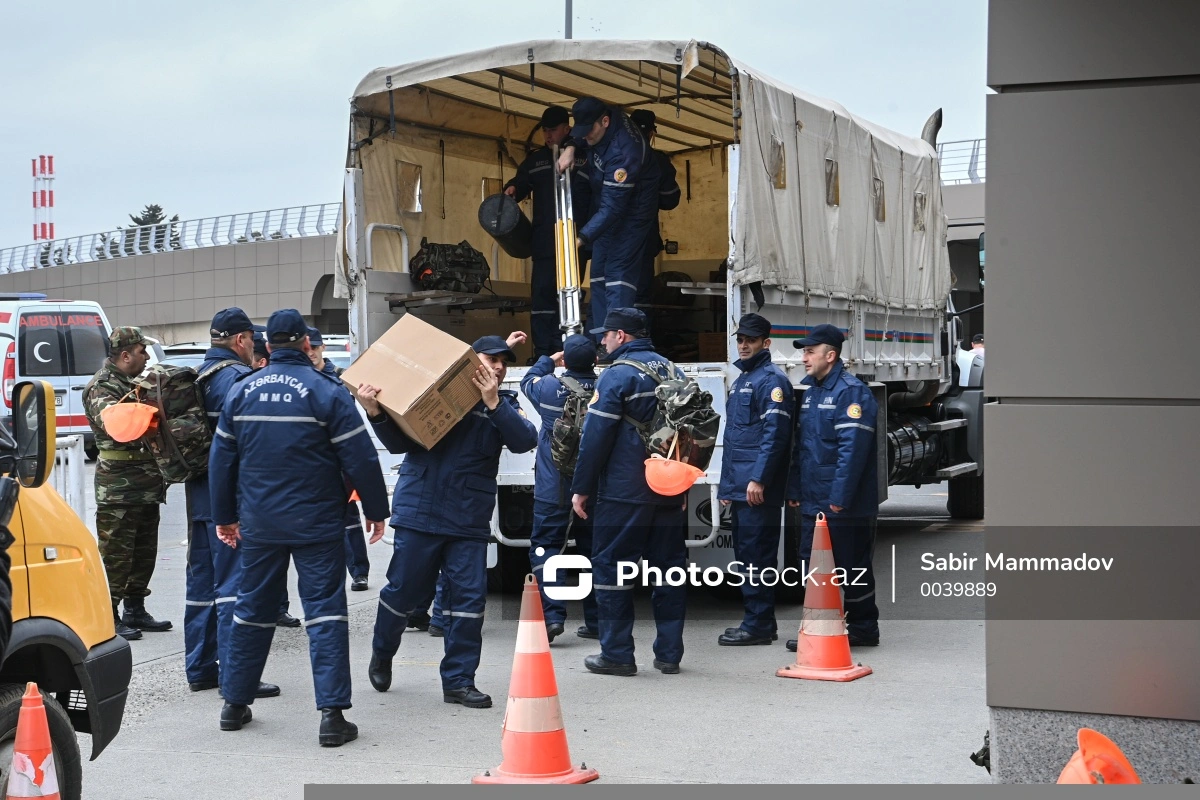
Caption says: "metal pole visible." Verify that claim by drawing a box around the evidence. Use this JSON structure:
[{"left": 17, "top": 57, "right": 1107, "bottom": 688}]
[{"left": 565, "top": 0, "right": 572, "bottom": 39}]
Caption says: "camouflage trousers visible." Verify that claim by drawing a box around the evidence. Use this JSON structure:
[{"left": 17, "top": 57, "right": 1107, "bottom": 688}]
[{"left": 96, "top": 503, "right": 161, "bottom": 607}]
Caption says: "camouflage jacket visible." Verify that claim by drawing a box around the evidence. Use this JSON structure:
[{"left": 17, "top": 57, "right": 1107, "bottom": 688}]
[{"left": 84, "top": 361, "right": 166, "bottom": 505}]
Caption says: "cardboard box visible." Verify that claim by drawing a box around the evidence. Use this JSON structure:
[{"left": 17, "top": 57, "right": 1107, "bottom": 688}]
[
  {"left": 698, "top": 332, "right": 727, "bottom": 363},
  {"left": 340, "top": 314, "right": 482, "bottom": 450}
]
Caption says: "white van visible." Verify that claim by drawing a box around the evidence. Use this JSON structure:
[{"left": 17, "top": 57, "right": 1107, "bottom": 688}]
[{"left": 0, "top": 293, "right": 117, "bottom": 455}]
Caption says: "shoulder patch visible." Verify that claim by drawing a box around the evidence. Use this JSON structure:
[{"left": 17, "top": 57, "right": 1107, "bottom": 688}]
[
  {"left": 771, "top": 387, "right": 784, "bottom": 403},
  {"left": 589, "top": 390, "right": 599, "bottom": 405},
  {"left": 518, "top": 407, "right": 528, "bottom": 418},
  {"left": 847, "top": 403, "right": 862, "bottom": 419},
  {"left": 613, "top": 168, "right": 627, "bottom": 184}
]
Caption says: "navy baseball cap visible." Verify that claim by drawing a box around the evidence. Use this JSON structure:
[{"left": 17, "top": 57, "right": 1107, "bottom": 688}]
[
  {"left": 563, "top": 334, "right": 596, "bottom": 371},
  {"left": 972, "top": 333, "right": 984, "bottom": 344},
  {"left": 267, "top": 308, "right": 309, "bottom": 344},
  {"left": 252, "top": 331, "right": 269, "bottom": 359},
  {"left": 473, "top": 335, "right": 516, "bottom": 363},
  {"left": 210, "top": 307, "right": 260, "bottom": 338},
  {"left": 540, "top": 105, "right": 569, "bottom": 128},
  {"left": 733, "top": 313, "right": 771, "bottom": 339},
  {"left": 590, "top": 307, "right": 647, "bottom": 336},
  {"left": 306, "top": 326, "right": 325, "bottom": 347},
  {"left": 630, "top": 109, "right": 656, "bottom": 134},
  {"left": 793, "top": 323, "right": 845, "bottom": 350},
  {"left": 570, "top": 97, "right": 610, "bottom": 140}
]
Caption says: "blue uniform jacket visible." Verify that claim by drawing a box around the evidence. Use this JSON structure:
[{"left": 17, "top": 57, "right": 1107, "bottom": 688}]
[
  {"left": 570, "top": 338, "right": 685, "bottom": 506},
  {"left": 371, "top": 389, "right": 537, "bottom": 541},
  {"left": 577, "top": 113, "right": 660, "bottom": 247},
  {"left": 208, "top": 349, "right": 390, "bottom": 544},
  {"left": 520, "top": 355, "right": 597, "bottom": 505},
  {"left": 654, "top": 150, "right": 681, "bottom": 211},
  {"left": 505, "top": 146, "right": 592, "bottom": 259},
  {"left": 185, "top": 347, "right": 252, "bottom": 522},
  {"left": 785, "top": 361, "right": 879, "bottom": 517},
  {"left": 718, "top": 349, "right": 794, "bottom": 505}
]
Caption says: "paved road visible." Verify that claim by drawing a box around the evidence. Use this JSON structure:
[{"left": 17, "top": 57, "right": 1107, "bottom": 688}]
[{"left": 74, "top": 470, "right": 988, "bottom": 793}]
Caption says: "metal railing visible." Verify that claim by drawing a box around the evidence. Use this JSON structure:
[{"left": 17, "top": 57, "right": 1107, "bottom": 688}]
[
  {"left": 938, "top": 138, "right": 986, "bottom": 185},
  {"left": 0, "top": 202, "right": 342, "bottom": 274},
  {"left": 53, "top": 435, "right": 87, "bottom": 524}
]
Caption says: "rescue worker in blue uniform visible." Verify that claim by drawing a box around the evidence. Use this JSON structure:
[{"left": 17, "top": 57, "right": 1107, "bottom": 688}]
[
  {"left": 785, "top": 323, "right": 881, "bottom": 649},
  {"left": 210, "top": 308, "right": 389, "bottom": 746},
  {"left": 183, "top": 308, "right": 283, "bottom": 697},
  {"left": 571, "top": 308, "right": 688, "bottom": 676},
  {"left": 520, "top": 333, "right": 599, "bottom": 641},
  {"left": 505, "top": 106, "right": 592, "bottom": 357},
  {"left": 716, "top": 314, "right": 794, "bottom": 646},
  {"left": 557, "top": 98, "right": 661, "bottom": 343},
  {"left": 629, "top": 110, "right": 681, "bottom": 313},
  {"left": 307, "top": 327, "right": 370, "bottom": 591},
  {"left": 357, "top": 333, "right": 537, "bottom": 709}
]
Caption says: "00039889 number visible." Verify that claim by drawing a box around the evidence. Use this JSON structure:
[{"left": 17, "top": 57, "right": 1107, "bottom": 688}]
[{"left": 920, "top": 582, "right": 997, "bottom": 597}]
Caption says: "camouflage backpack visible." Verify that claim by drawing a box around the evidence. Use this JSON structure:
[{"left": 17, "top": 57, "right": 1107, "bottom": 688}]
[
  {"left": 549, "top": 376, "right": 591, "bottom": 478},
  {"left": 613, "top": 359, "right": 722, "bottom": 472},
  {"left": 132, "top": 364, "right": 214, "bottom": 484},
  {"left": 409, "top": 238, "right": 490, "bottom": 293}
]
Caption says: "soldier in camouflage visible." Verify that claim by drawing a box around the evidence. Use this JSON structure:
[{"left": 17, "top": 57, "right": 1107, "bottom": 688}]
[{"left": 84, "top": 326, "right": 172, "bottom": 641}]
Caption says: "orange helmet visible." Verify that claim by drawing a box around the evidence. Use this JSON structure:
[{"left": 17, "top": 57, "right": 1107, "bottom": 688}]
[
  {"left": 100, "top": 403, "right": 158, "bottom": 443},
  {"left": 644, "top": 455, "right": 704, "bottom": 497},
  {"left": 1057, "top": 729, "right": 1141, "bottom": 785}
]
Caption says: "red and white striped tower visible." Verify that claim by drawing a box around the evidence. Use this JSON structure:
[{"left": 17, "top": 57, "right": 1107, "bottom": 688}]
[{"left": 31, "top": 155, "right": 55, "bottom": 241}]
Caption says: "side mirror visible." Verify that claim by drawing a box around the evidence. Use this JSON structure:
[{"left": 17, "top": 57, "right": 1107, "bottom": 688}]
[
  {"left": 978, "top": 232, "right": 986, "bottom": 267},
  {"left": 12, "top": 380, "right": 54, "bottom": 488}
]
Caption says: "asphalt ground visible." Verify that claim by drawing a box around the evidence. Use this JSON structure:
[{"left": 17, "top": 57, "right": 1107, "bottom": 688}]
[{"left": 74, "top": 470, "right": 989, "bottom": 793}]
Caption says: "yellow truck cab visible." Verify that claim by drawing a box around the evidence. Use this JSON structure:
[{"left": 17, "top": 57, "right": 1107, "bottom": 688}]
[{"left": 0, "top": 381, "right": 131, "bottom": 800}]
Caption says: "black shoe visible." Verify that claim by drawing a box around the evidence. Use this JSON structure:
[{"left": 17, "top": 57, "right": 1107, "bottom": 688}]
[
  {"left": 546, "top": 622, "right": 565, "bottom": 643},
  {"left": 351, "top": 576, "right": 368, "bottom": 591},
  {"left": 122, "top": 603, "right": 172, "bottom": 632},
  {"left": 717, "top": 629, "right": 774, "bottom": 646},
  {"left": 218, "top": 681, "right": 281, "bottom": 700},
  {"left": 277, "top": 612, "right": 301, "bottom": 628},
  {"left": 368, "top": 653, "right": 392, "bottom": 692},
  {"left": 443, "top": 686, "right": 492, "bottom": 708},
  {"left": 653, "top": 659, "right": 681, "bottom": 674},
  {"left": 115, "top": 618, "right": 143, "bottom": 641},
  {"left": 407, "top": 612, "right": 431, "bottom": 631},
  {"left": 786, "top": 639, "right": 797, "bottom": 652},
  {"left": 576, "top": 626, "right": 599, "bottom": 640},
  {"left": 584, "top": 654, "right": 636, "bottom": 676},
  {"left": 724, "top": 626, "right": 779, "bottom": 641},
  {"left": 849, "top": 633, "right": 880, "bottom": 647},
  {"left": 428, "top": 625, "right": 444, "bottom": 638},
  {"left": 189, "top": 679, "right": 219, "bottom": 692},
  {"left": 220, "top": 703, "right": 252, "bottom": 731},
  {"left": 319, "top": 708, "right": 358, "bottom": 747}
]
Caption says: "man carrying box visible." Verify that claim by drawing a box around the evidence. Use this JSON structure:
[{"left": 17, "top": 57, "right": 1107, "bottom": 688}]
[{"left": 356, "top": 331, "right": 537, "bottom": 709}]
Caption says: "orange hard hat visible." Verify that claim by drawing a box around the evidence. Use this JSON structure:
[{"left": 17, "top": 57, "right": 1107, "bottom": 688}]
[
  {"left": 349, "top": 490, "right": 360, "bottom": 502},
  {"left": 100, "top": 402, "right": 158, "bottom": 443},
  {"left": 644, "top": 455, "right": 704, "bottom": 497},
  {"left": 1057, "top": 729, "right": 1141, "bottom": 785}
]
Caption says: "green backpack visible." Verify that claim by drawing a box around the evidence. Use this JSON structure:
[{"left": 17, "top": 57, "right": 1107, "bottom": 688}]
[
  {"left": 613, "top": 358, "right": 722, "bottom": 472},
  {"left": 549, "top": 376, "right": 592, "bottom": 478},
  {"left": 133, "top": 363, "right": 228, "bottom": 484}
]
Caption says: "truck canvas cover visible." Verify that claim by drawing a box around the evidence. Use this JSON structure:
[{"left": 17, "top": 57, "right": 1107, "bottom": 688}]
[{"left": 340, "top": 39, "right": 949, "bottom": 313}]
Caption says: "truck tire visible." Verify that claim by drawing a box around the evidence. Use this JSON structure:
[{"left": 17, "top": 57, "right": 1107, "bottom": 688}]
[
  {"left": 0, "top": 684, "right": 82, "bottom": 800},
  {"left": 948, "top": 473, "right": 984, "bottom": 520}
]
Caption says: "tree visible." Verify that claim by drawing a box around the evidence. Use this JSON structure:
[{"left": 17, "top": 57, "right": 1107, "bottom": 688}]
[{"left": 125, "top": 204, "right": 181, "bottom": 253}]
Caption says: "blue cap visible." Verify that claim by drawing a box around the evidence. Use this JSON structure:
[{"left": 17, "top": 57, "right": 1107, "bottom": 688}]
[
  {"left": 472, "top": 335, "right": 516, "bottom": 363},
  {"left": 590, "top": 307, "right": 647, "bottom": 336},
  {"left": 210, "top": 307, "right": 259, "bottom": 338},
  {"left": 630, "top": 109, "right": 656, "bottom": 135},
  {"left": 267, "top": 308, "right": 308, "bottom": 344},
  {"left": 794, "top": 323, "right": 845, "bottom": 350},
  {"left": 540, "top": 105, "right": 569, "bottom": 128},
  {"left": 563, "top": 334, "right": 596, "bottom": 371},
  {"left": 306, "top": 326, "right": 324, "bottom": 347},
  {"left": 733, "top": 313, "right": 771, "bottom": 339},
  {"left": 570, "top": 97, "right": 610, "bottom": 140},
  {"left": 252, "top": 331, "right": 269, "bottom": 358}
]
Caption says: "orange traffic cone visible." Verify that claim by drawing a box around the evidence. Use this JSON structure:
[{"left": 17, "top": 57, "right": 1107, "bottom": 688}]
[
  {"left": 474, "top": 575, "right": 598, "bottom": 785},
  {"left": 1057, "top": 728, "right": 1141, "bottom": 784},
  {"left": 6, "top": 683, "right": 60, "bottom": 800},
  {"left": 777, "top": 512, "right": 873, "bottom": 682}
]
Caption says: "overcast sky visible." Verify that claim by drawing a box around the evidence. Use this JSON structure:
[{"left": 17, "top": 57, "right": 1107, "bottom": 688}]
[{"left": 0, "top": 0, "right": 987, "bottom": 247}]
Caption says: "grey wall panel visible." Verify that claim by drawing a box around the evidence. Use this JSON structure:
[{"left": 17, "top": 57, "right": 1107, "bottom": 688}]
[
  {"left": 986, "top": 84, "right": 1200, "bottom": 400},
  {"left": 989, "top": 0, "right": 1200, "bottom": 87},
  {"left": 987, "top": 403, "right": 1200, "bottom": 527}
]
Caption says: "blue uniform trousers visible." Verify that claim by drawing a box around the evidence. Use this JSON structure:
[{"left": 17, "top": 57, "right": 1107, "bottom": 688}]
[
  {"left": 799, "top": 514, "right": 880, "bottom": 639},
  {"left": 591, "top": 499, "right": 687, "bottom": 665},
  {"left": 531, "top": 255, "right": 562, "bottom": 357},
  {"left": 589, "top": 219, "right": 654, "bottom": 342},
  {"left": 529, "top": 499, "right": 598, "bottom": 629},
  {"left": 223, "top": 538, "right": 351, "bottom": 709},
  {"left": 343, "top": 501, "right": 369, "bottom": 580},
  {"left": 730, "top": 502, "right": 783, "bottom": 638},
  {"left": 372, "top": 528, "right": 487, "bottom": 691},
  {"left": 183, "top": 516, "right": 240, "bottom": 684}
]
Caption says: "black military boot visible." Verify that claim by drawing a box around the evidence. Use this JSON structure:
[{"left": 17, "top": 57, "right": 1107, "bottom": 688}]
[
  {"left": 219, "top": 703, "right": 252, "bottom": 731},
  {"left": 368, "top": 653, "right": 392, "bottom": 692},
  {"left": 319, "top": 709, "right": 358, "bottom": 747},
  {"left": 113, "top": 606, "right": 142, "bottom": 641},
  {"left": 123, "top": 599, "right": 173, "bottom": 632}
]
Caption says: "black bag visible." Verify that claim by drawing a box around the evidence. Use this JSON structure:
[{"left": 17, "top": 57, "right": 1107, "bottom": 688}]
[
  {"left": 549, "top": 376, "right": 591, "bottom": 479},
  {"left": 409, "top": 238, "right": 490, "bottom": 293}
]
